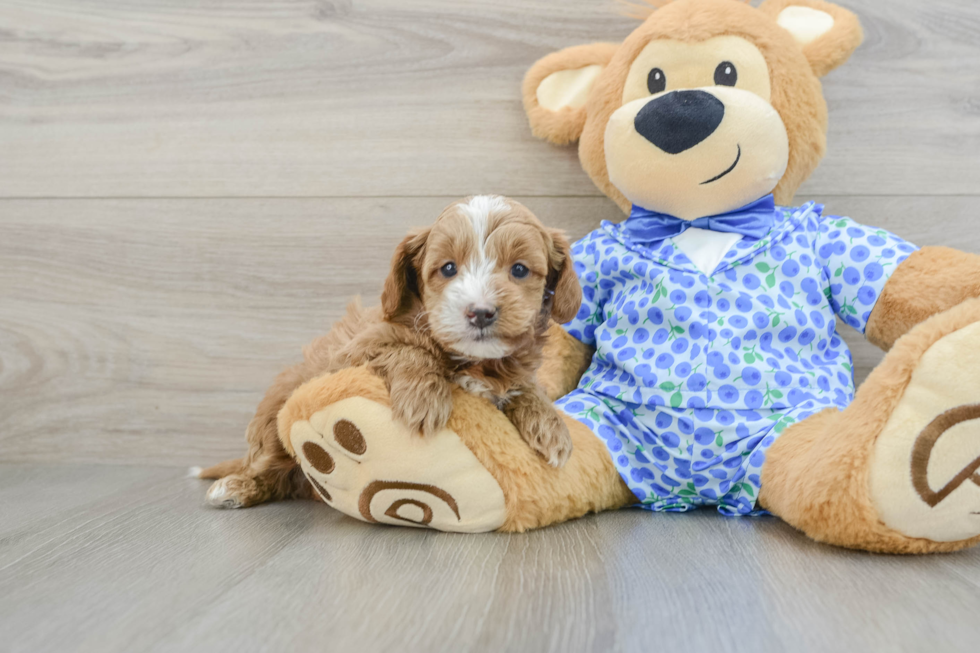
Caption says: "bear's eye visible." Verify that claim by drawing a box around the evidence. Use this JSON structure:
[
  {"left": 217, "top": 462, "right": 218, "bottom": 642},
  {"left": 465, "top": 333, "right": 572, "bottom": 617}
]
[
  {"left": 714, "top": 61, "right": 737, "bottom": 86},
  {"left": 510, "top": 263, "right": 530, "bottom": 279},
  {"left": 647, "top": 68, "right": 666, "bottom": 95},
  {"left": 440, "top": 262, "right": 457, "bottom": 278}
]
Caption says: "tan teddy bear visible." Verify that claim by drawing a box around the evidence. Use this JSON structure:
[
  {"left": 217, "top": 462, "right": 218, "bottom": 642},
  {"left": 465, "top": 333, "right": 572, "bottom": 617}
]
[{"left": 203, "top": 0, "right": 980, "bottom": 554}]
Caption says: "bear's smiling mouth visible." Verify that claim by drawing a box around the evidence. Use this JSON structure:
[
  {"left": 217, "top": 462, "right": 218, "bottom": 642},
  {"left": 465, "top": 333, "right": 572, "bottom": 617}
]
[{"left": 700, "top": 144, "right": 741, "bottom": 185}]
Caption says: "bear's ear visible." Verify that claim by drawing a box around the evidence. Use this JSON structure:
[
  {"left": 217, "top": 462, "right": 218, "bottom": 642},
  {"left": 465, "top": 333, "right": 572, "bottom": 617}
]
[
  {"left": 523, "top": 43, "right": 620, "bottom": 146},
  {"left": 758, "top": 0, "right": 863, "bottom": 77}
]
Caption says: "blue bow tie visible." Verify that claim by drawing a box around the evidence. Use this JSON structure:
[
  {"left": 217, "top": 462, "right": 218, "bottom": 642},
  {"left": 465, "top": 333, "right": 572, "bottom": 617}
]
[{"left": 623, "top": 195, "right": 777, "bottom": 246}]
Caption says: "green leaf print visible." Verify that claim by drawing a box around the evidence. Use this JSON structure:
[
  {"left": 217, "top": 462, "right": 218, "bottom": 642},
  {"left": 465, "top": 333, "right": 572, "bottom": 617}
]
[
  {"left": 670, "top": 391, "right": 683, "bottom": 408},
  {"left": 755, "top": 262, "right": 771, "bottom": 272},
  {"left": 765, "top": 272, "right": 777, "bottom": 288},
  {"left": 659, "top": 382, "right": 676, "bottom": 392}
]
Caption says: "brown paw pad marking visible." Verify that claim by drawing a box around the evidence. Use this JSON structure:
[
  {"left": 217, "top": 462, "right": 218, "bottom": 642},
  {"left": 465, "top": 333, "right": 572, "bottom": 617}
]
[
  {"left": 912, "top": 403, "right": 980, "bottom": 508},
  {"left": 385, "top": 499, "right": 433, "bottom": 525},
  {"left": 358, "top": 481, "right": 459, "bottom": 526},
  {"left": 334, "top": 419, "right": 367, "bottom": 455},
  {"left": 303, "top": 471, "right": 332, "bottom": 502},
  {"left": 302, "top": 441, "right": 335, "bottom": 474}
]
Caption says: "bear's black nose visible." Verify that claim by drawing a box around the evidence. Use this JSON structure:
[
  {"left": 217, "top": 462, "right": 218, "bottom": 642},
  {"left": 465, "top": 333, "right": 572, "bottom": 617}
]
[{"left": 633, "top": 90, "right": 725, "bottom": 154}]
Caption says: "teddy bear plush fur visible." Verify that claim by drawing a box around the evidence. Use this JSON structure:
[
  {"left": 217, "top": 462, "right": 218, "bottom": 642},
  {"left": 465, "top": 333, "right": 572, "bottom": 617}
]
[{"left": 208, "top": 0, "right": 980, "bottom": 553}]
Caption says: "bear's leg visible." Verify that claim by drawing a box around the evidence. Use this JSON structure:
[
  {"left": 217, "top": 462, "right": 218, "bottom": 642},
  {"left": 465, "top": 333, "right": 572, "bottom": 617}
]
[
  {"left": 759, "top": 298, "right": 980, "bottom": 553},
  {"left": 278, "top": 366, "right": 635, "bottom": 532}
]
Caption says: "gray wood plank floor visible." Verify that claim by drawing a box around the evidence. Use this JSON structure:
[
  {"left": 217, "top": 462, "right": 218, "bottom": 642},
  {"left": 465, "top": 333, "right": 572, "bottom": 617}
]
[
  {"left": 2, "top": 0, "right": 980, "bottom": 650},
  {"left": 3, "top": 464, "right": 980, "bottom": 653}
]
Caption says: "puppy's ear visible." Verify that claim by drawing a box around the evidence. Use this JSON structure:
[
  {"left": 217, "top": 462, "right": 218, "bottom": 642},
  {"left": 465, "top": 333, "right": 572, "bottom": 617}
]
[
  {"left": 381, "top": 227, "right": 430, "bottom": 321},
  {"left": 758, "top": 0, "right": 863, "bottom": 77},
  {"left": 545, "top": 229, "right": 582, "bottom": 325},
  {"left": 523, "top": 43, "right": 619, "bottom": 146}
]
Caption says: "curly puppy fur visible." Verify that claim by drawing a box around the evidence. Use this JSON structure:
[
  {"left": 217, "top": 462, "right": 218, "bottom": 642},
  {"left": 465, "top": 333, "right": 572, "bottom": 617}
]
[{"left": 199, "top": 196, "right": 581, "bottom": 507}]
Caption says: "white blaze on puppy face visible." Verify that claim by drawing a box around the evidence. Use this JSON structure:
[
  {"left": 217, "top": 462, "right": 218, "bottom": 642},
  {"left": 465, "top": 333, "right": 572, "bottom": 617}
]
[
  {"left": 437, "top": 195, "right": 509, "bottom": 359},
  {"left": 450, "top": 194, "right": 505, "bottom": 318},
  {"left": 419, "top": 195, "right": 554, "bottom": 360},
  {"left": 441, "top": 250, "right": 508, "bottom": 359}
]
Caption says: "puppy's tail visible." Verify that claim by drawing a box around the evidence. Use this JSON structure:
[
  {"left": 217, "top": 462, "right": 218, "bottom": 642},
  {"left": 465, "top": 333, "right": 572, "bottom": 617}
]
[{"left": 195, "top": 458, "right": 244, "bottom": 479}]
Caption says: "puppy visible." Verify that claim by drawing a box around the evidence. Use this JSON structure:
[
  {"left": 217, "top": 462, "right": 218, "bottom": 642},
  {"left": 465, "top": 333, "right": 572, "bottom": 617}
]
[{"left": 199, "top": 195, "right": 582, "bottom": 508}]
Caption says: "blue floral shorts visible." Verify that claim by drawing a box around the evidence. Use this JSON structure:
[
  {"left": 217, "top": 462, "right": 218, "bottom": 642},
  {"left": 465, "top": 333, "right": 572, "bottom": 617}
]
[{"left": 556, "top": 389, "right": 823, "bottom": 515}]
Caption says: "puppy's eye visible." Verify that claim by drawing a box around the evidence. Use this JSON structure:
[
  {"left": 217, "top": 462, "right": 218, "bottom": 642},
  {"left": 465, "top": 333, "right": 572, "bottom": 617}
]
[
  {"left": 440, "top": 262, "right": 457, "bottom": 278},
  {"left": 647, "top": 68, "right": 666, "bottom": 94},
  {"left": 510, "top": 263, "right": 530, "bottom": 279},
  {"left": 714, "top": 61, "right": 737, "bottom": 87}
]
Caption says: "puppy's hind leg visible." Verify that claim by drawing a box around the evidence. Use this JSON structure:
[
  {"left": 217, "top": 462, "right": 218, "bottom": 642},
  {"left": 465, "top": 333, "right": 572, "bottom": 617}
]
[
  {"left": 202, "top": 366, "right": 316, "bottom": 509},
  {"left": 205, "top": 456, "right": 311, "bottom": 509},
  {"left": 200, "top": 301, "right": 374, "bottom": 508}
]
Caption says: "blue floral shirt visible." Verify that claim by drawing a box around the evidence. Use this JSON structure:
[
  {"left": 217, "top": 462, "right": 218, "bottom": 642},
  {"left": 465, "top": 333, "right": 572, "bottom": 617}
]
[{"left": 555, "top": 202, "right": 918, "bottom": 514}]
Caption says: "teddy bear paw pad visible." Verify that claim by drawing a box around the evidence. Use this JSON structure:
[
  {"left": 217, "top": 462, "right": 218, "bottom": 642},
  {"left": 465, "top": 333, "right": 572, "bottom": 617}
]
[
  {"left": 287, "top": 396, "right": 507, "bottom": 532},
  {"left": 870, "top": 321, "right": 980, "bottom": 543}
]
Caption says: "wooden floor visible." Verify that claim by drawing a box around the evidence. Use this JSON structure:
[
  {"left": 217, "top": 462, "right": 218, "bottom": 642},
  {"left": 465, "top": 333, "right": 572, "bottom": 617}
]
[{"left": 2, "top": 0, "right": 979, "bottom": 651}]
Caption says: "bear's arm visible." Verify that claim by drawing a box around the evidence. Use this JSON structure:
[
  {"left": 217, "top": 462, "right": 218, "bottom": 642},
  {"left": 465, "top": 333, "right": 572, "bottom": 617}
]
[
  {"left": 537, "top": 323, "right": 595, "bottom": 401},
  {"left": 866, "top": 246, "right": 980, "bottom": 350}
]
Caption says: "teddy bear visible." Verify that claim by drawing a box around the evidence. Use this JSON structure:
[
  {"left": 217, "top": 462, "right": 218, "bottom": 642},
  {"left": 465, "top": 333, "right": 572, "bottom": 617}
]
[{"left": 216, "top": 0, "right": 980, "bottom": 553}]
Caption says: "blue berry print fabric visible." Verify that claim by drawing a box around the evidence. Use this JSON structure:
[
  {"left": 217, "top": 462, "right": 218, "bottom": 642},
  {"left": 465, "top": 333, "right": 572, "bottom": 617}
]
[{"left": 555, "top": 201, "right": 918, "bottom": 515}]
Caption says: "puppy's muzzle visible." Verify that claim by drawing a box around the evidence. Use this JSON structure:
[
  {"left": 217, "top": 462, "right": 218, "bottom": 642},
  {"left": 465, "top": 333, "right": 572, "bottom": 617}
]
[
  {"left": 466, "top": 304, "right": 498, "bottom": 329},
  {"left": 634, "top": 90, "right": 725, "bottom": 154}
]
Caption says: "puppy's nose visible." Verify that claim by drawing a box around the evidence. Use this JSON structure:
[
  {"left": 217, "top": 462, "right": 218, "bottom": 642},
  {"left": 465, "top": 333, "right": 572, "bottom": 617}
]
[
  {"left": 634, "top": 90, "right": 725, "bottom": 154},
  {"left": 466, "top": 305, "right": 498, "bottom": 329}
]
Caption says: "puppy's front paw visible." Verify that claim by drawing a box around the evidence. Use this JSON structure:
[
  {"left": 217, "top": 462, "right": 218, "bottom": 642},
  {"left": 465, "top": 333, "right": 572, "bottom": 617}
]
[
  {"left": 514, "top": 406, "right": 573, "bottom": 468},
  {"left": 389, "top": 375, "right": 454, "bottom": 437}
]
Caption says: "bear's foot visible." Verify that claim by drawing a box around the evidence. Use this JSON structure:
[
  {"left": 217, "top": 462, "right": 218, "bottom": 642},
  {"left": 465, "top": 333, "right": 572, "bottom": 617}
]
[
  {"left": 762, "top": 298, "right": 980, "bottom": 553},
  {"left": 278, "top": 366, "right": 636, "bottom": 533},
  {"left": 281, "top": 370, "right": 508, "bottom": 532},
  {"left": 870, "top": 316, "right": 980, "bottom": 543}
]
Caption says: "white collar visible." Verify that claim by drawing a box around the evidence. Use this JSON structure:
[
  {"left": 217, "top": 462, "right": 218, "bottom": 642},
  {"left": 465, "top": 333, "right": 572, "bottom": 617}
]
[{"left": 670, "top": 228, "right": 742, "bottom": 276}]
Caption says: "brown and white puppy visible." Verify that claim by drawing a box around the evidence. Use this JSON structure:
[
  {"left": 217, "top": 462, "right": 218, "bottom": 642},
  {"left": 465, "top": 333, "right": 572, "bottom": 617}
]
[
  {"left": 199, "top": 196, "right": 581, "bottom": 508},
  {"left": 344, "top": 194, "right": 582, "bottom": 463}
]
